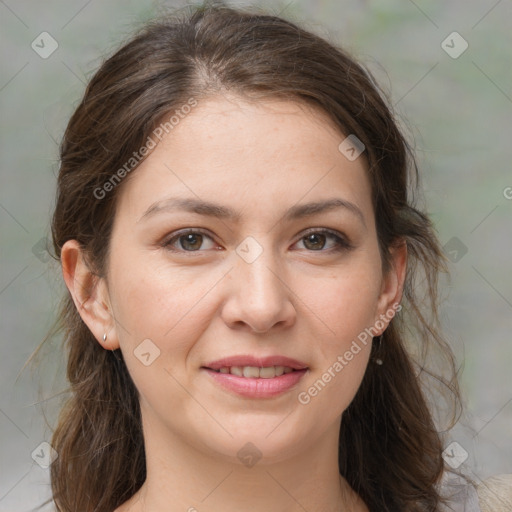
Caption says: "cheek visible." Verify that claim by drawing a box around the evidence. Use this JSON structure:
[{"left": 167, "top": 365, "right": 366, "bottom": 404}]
[
  {"left": 108, "top": 259, "right": 215, "bottom": 413},
  {"left": 108, "top": 249, "right": 220, "bottom": 358},
  {"left": 301, "top": 259, "right": 382, "bottom": 354},
  {"left": 297, "top": 274, "right": 376, "bottom": 422}
]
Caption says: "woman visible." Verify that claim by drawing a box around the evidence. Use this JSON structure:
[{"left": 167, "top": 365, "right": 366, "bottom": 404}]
[{"left": 39, "top": 3, "right": 511, "bottom": 511}]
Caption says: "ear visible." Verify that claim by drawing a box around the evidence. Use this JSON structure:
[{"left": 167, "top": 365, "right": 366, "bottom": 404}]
[
  {"left": 61, "top": 239, "right": 119, "bottom": 350},
  {"left": 373, "top": 240, "right": 407, "bottom": 335}
]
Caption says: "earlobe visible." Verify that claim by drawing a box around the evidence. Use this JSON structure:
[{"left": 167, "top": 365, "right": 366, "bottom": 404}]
[
  {"left": 60, "top": 240, "right": 119, "bottom": 350},
  {"left": 375, "top": 240, "right": 407, "bottom": 334}
]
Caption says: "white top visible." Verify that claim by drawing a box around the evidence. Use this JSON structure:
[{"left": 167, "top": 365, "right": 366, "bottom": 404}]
[
  {"left": 439, "top": 471, "right": 482, "bottom": 511},
  {"left": 440, "top": 471, "right": 512, "bottom": 511}
]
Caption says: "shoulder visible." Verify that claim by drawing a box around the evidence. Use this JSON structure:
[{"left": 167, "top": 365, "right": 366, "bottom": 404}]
[{"left": 476, "top": 474, "right": 512, "bottom": 512}]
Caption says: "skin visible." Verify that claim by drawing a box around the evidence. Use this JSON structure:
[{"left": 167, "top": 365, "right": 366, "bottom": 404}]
[{"left": 62, "top": 94, "right": 407, "bottom": 512}]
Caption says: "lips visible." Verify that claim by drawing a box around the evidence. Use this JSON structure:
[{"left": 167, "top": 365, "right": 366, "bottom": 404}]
[
  {"left": 201, "top": 354, "right": 309, "bottom": 398},
  {"left": 203, "top": 355, "right": 308, "bottom": 371}
]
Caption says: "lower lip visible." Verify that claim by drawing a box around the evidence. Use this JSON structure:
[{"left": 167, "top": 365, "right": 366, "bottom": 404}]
[{"left": 203, "top": 368, "right": 308, "bottom": 398}]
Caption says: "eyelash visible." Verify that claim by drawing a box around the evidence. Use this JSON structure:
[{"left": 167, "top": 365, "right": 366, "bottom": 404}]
[{"left": 161, "top": 228, "right": 353, "bottom": 254}]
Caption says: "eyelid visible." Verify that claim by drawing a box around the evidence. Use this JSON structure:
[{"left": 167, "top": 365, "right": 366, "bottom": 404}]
[
  {"left": 161, "top": 228, "right": 217, "bottom": 251},
  {"left": 161, "top": 226, "right": 353, "bottom": 253},
  {"left": 296, "top": 227, "right": 353, "bottom": 251}
]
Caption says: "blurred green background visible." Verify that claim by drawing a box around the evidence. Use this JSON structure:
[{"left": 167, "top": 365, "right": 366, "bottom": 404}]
[{"left": 1, "top": 0, "right": 511, "bottom": 509}]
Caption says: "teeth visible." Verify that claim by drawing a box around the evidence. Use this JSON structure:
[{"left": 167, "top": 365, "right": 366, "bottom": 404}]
[
  {"left": 259, "top": 366, "right": 276, "bottom": 378},
  {"left": 230, "top": 366, "right": 243, "bottom": 376},
  {"left": 243, "top": 366, "right": 260, "bottom": 378},
  {"left": 215, "top": 366, "right": 296, "bottom": 378}
]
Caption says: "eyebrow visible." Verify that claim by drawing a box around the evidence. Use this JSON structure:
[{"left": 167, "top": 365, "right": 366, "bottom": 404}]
[{"left": 138, "top": 196, "right": 366, "bottom": 228}]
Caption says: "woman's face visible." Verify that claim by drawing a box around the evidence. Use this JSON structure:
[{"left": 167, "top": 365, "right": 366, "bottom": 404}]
[{"left": 85, "top": 95, "right": 404, "bottom": 463}]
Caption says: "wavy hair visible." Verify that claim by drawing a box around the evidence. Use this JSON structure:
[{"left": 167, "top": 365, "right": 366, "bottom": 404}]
[{"left": 30, "top": 3, "right": 462, "bottom": 510}]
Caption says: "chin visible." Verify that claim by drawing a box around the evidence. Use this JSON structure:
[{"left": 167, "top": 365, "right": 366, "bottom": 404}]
[{"left": 194, "top": 419, "right": 314, "bottom": 466}]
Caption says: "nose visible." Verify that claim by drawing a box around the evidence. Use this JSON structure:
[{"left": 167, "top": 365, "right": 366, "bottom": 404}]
[{"left": 220, "top": 243, "right": 297, "bottom": 334}]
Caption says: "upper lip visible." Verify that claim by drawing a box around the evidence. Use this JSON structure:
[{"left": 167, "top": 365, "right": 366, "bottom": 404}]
[{"left": 203, "top": 355, "right": 308, "bottom": 371}]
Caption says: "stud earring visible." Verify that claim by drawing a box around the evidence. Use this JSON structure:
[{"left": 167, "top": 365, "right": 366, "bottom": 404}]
[{"left": 102, "top": 333, "right": 107, "bottom": 342}]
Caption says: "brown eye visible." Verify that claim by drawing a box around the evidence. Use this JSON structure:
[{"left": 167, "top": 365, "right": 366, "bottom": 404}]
[
  {"left": 296, "top": 229, "right": 352, "bottom": 252},
  {"left": 163, "top": 229, "right": 216, "bottom": 252},
  {"left": 303, "top": 232, "right": 328, "bottom": 251},
  {"left": 178, "top": 233, "right": 204, "bottom": 251}
]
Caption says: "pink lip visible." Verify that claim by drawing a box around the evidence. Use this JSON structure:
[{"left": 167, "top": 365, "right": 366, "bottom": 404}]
[
  {"left": 202, "top": 355, "right": 309, "bottom": 399},
  {"left": 203, "top": 368, "right": 308, "bottom": 398},
  {"left": 204, "top": 355, "right": 308, "bottom": 371}
]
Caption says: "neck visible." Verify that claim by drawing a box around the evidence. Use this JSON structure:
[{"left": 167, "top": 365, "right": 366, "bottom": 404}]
[{"left": 120, "top": 405, "right": 366, "bottom": 512}]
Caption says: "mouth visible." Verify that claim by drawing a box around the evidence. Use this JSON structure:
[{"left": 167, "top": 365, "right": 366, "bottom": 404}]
[
  {"left": 201, "top": 357, "right": 309, "bottom": 398},
  {"left": 203, "top": 354, "right": 308, "bottom": 373},
  {"left": 204, "top": 365, "right": 300, "bottom": 378}
]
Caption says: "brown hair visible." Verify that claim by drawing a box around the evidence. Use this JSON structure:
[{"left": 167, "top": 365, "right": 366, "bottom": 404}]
[{"left": 33, "top": 2, "right": 462, "bottom": 510}]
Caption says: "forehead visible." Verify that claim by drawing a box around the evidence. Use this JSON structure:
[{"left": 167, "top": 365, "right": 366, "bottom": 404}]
[{"left": 115, "top": 94, "right": 373, "bottom": 224}]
